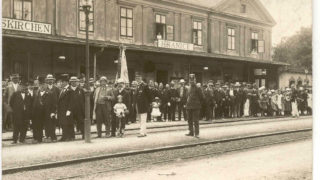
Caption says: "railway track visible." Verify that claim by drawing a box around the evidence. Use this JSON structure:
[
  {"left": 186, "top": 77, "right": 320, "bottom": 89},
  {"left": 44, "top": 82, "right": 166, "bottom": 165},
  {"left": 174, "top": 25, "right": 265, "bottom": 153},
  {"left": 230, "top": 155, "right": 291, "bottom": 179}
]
[
  {"left": 2, "top": 127, "right": 312, "bottom": 176},
  {"left": 2, "top": 116, "right": 310, "bottom": 142}
]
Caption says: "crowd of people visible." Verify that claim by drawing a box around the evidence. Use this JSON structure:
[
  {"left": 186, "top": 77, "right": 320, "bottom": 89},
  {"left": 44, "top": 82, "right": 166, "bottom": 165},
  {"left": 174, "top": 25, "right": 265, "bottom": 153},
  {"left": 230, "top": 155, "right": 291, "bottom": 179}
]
[{"left": 2, "top": 73, "right": 312, "bottom": 144}]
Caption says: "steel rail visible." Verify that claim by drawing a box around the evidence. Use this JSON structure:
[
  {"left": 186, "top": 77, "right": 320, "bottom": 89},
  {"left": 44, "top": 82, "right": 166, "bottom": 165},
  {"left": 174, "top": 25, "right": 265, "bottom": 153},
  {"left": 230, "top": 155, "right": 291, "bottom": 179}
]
[
  {"left": 2, "top": 128, "right": 312, "bottom": 175},
  {"left": 2, "top": 116, "right": 311, "bottom": 142}
]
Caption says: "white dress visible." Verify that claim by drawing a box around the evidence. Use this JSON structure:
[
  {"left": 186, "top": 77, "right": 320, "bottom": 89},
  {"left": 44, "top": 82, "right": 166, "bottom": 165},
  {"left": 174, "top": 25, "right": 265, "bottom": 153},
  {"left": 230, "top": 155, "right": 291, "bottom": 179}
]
[
  {"left": 307, "top": 93, "right": 312, "bottom": 109},
  {"left": 243, "top": 98, "right": 250, "bottom": 117},
  {"left": 151, "top": 102, "right": 161, "bottom": 117}
]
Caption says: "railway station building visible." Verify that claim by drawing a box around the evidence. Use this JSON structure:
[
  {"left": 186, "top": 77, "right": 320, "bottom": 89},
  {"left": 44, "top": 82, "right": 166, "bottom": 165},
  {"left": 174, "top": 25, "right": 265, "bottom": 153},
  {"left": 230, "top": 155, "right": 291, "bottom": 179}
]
[{"left": 2, "top": 0, "right": 286, "bottom": 88}]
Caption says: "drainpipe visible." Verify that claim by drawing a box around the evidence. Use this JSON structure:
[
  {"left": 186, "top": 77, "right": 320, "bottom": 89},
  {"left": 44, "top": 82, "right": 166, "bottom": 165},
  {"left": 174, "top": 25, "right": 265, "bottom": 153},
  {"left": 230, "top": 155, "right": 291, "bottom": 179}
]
[{"left": 207, "top": 12, "right": 211, "bottom": 53}]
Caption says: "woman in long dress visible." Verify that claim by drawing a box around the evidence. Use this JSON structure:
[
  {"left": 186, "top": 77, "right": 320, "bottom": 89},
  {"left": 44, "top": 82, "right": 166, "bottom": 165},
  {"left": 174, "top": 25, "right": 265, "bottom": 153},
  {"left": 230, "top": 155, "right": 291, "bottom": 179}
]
[
  {"left": 276, "top": 90, "right": 284, "bottom": 116},
  {"left": 307, "top": 90, "right": 312, "bottom": 115},
  {"left": 243, "top": 88, "right": 250, "bottom": 117}
]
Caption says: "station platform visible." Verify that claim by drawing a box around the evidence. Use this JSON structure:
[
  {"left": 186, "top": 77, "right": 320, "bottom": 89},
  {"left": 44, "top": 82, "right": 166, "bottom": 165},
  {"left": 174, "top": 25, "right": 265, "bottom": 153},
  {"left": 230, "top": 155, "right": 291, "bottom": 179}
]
[{"left": 2, "top": 116, "right": 312, "bottom": 170}]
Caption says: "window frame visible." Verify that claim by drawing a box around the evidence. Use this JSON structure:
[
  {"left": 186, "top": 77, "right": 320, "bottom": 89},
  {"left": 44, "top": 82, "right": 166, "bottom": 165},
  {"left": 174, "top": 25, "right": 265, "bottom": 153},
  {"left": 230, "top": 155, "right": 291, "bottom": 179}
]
[
  {"left": 192, "top": 20, "right": 203, "bottom": 46},
  {"left": 227, "top": 28, "right": 236, "bottom": 50},
  {"left": 155, "top": 14, "right": 166, "bottom": 40},
  {"left": 251, "top": 32, "right": 259, "bottom": 52},
  {"left": 78, "top": 0, "right": 94, "bottom": 32},
  {"left": 13, "top": 0, "right": 33, "bottom": 21},
  {"left": 120, "top": 7, "right": 133, "bottom": 38},
  {"left": 241, "top": 4, "right": 246, "bottom": 13}
]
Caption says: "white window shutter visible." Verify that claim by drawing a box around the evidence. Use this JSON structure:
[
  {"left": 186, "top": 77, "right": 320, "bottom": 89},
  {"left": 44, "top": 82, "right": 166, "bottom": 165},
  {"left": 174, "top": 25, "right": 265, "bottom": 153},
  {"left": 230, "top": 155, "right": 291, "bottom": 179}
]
[{"left": 258, "top": 40, "right": 265, "bottom": 53}]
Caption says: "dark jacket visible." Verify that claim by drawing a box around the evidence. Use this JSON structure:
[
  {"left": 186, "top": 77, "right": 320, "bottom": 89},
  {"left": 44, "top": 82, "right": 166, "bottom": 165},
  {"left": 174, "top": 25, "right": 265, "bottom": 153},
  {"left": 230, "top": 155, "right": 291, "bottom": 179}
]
[
  {"left": 68, "top": 86, "right": 85, "bottom": 120},
  {"left": 32, "top": 90, "right": 56, "bottom": 124},
  {"left": 58, "top": 86, "right": 72, "bottom": 125},
  {"left": 136, "top": 83, "right": 151, "bottom": 114},
  {"left": 186, "top": 83, "right": 204, "bottom": 110},
  {"left": 10, "top": 91, "right": 32, "bottom": 125}
]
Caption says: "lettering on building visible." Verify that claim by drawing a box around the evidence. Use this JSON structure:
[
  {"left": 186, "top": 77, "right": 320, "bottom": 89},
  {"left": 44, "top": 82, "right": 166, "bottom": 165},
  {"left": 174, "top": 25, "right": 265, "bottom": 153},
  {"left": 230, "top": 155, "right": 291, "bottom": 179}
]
[{"left": 2, "top": 18, "right": 52, "bottom": 35}]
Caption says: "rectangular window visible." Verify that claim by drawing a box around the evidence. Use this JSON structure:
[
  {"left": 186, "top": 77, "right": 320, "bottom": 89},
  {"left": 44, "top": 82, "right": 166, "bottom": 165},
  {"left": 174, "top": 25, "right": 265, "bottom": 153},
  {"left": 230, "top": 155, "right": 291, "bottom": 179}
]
[
  {"left": 166, "top": 25, "right": 174, "bottom": 41},
  {"left": 241, "top": 4, "right": 246, "bottom": 13},
  {"left": 120, "top": 7, "right": 133, "bottom": 37},
  {"left": 79, "top": 0, "right": 94, "bottom": 32},
  {"left": 13, "top": 0, "right": 32, "bottom": 21},
  {"left": 155, "top": 14, "right": 166, "bottom": 40},
  {"left": 227, "top": 28, "right": 235, "bottom": 50},
  {"left": 251, "top": 32, "right": 258, "bottom": 52},
  {"left": 258, "top": 40, "right": 265, "bottom": 53},
  {"left": 193, "top": 21, "right": 202, "bottom": 45}
]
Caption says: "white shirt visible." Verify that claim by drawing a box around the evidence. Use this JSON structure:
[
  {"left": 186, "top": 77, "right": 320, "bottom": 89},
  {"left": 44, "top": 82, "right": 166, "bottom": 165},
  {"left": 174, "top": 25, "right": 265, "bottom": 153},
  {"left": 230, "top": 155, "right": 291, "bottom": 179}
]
[
  {"left": 229, "top": 89, "right": 234, "bottom": 96},
  {"left": 40, "top": 91, "right": 45, "bottom": 96},
  {"left": 13, "top": 83, "right": 18, "bottom": 92},
  {"left": 48, "top": 85, "right": 53, "bottom": 90},
  {"left": 71, "top": 86, "right": 77, "bottom": 91},
  {"left": 21, "top": 93, "right": 25, "bottom": 100},
  {"left": 28, "top": 89, "right": 33, "bottom": 97}
]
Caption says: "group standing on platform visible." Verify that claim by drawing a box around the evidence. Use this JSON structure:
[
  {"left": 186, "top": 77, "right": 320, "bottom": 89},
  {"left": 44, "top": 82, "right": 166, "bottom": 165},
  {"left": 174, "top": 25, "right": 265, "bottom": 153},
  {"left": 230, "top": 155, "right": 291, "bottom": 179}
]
[{"left": 2, "top": 73, "right": 313, "bottom": 144}]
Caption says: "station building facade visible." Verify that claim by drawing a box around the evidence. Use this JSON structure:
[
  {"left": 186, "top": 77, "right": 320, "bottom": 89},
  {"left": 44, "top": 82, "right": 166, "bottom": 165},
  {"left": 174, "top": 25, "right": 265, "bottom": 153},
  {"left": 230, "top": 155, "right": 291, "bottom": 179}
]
[{"left": 2, "top": 0, "right": 285, "bottom": 88}]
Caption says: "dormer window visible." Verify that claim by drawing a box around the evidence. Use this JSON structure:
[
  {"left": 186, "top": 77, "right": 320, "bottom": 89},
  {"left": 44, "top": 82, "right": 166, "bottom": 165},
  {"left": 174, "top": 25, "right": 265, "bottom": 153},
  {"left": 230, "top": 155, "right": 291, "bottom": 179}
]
[{"left": 241, "top": 4, "right": 246, "bottom": 13}]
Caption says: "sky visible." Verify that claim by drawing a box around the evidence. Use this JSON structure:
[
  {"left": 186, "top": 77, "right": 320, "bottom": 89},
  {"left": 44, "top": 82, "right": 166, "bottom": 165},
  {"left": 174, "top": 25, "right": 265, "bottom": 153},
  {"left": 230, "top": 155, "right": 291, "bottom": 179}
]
[{"left": 259, "top": 0, "right": 312, "bottom": 46}]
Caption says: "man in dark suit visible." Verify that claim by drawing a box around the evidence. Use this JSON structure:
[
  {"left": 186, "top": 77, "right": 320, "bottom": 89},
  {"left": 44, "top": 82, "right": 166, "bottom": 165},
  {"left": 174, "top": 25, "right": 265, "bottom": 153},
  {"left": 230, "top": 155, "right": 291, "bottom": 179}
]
[
  {"left": 204, "top": 82, "right": 214, "bottom": 121},
  {"left": 177, "top": 79, "right": 187, "bottom": 121},
  {"left": 135, "top": 76, "right": 151, "bottom": 137},
  {"left": 167, "top": 82, "right": 178, "bottom": 121},
  {"left": 9, "top": 84, "right": 32, "bottom": 144},
  {"left": 45, "top": 74, "right": 60, "bottom": 137},
  {"left": 32, "top": 77, "right": 57, "bottom": 143},
  {"left": 68, "top": 76, "right": 85, "bottom": 139},
  {"left": 185, "top": 74, "right": 204, "bottom": 138},
  {"left": 57, "top": 74, "right": 72, "bottom": 141}
]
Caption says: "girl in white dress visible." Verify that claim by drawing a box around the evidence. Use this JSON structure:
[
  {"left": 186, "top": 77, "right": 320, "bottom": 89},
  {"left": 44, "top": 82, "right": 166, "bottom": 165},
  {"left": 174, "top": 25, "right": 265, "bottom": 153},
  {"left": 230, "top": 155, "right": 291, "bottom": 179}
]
[{"left": 151, "top": 97, "right": 162, "bottom": 121}]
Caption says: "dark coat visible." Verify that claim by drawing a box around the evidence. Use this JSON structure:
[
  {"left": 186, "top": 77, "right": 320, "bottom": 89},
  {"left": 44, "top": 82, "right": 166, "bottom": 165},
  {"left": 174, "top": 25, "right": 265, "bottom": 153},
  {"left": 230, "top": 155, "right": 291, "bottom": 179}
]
[
  {"left": 9, "top": 91, "right": 32, "bottom": 125},
  {"left": 68, "top": 87, "right": 85, "bottom": 120},
  {"left": 114, "top": 88, "right": 130, "bottom": 111},
  {"left": 32, "top": 90, "right": 56, "bottom": 125},
  {"left": 58, "top": 87, "right": 72, "bottom": 125},
  {"left": 177, "top": 86, "right": 188, "bottom": 104},
  {"left": 168, "top": 88, "right": 179, "bottom": 104},
  {"left": 185, "top": 83, "right": 204, "bottom": 110},
  {"left": 136, "top": 83, "right": 151, "bottom": 114}
]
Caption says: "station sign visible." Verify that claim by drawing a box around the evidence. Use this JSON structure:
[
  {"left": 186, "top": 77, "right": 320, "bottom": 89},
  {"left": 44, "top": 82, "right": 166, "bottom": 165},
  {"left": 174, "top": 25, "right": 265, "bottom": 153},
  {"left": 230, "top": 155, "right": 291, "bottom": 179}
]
[
  {"left": 2, "top": 18, "right": 52, "bottom": 35},
  {"left": 157, "top": 40, "right": 194, "bottom": 51}
]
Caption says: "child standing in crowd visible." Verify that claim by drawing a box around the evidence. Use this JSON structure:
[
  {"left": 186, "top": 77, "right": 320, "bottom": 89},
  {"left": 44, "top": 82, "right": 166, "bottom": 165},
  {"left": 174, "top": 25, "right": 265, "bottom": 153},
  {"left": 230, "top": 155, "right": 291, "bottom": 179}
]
[
  {"left": 151, "top": 97, "right": 162, "bottom": 122},
  {"left": 113, "top": 95, "right": 128, "bottom": 137}
]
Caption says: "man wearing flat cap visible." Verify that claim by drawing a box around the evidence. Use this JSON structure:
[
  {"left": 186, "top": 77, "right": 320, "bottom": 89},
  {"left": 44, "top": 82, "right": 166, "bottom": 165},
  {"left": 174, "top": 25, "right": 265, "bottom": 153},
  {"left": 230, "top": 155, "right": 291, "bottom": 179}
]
[
  {"left": 177, "top": 79, "right": 187, "bottom": 121},
  {"left": 93, "top": 76, "right": 115, "bottom": 138},
  {"left": 185, "top": 74, "right": 204, "bottom": 138}
]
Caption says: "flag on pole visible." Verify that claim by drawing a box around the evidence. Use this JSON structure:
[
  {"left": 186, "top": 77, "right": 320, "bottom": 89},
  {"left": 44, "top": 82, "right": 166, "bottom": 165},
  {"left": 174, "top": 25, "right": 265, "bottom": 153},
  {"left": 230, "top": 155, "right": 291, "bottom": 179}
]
[{"left": 119, "top": 46, "right": 129, "bottom": 83}]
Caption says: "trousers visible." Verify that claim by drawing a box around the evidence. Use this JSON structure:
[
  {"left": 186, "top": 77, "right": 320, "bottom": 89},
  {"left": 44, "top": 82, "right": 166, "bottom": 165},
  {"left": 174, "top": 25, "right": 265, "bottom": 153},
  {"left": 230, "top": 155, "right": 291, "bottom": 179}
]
[
  {"left": 138, "top": 113, "right": 147, "bottom": 135},
  {"left": 187, "top": 109, "right": 200, "bottom": 136},
  {"left": 96, "top": 104, "right": 111, "bottom": 136}
]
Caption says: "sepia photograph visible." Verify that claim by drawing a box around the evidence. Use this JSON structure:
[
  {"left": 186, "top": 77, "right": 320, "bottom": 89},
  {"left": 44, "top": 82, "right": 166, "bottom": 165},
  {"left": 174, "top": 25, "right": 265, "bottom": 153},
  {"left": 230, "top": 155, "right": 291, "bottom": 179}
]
[{"left": 1, "top": 0, "right": 314, "bottom": 179}]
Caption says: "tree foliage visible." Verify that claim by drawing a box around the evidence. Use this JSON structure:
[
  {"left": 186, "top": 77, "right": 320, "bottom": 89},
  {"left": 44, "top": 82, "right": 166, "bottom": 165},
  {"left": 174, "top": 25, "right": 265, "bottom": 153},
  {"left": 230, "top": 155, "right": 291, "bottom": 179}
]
[{"left": 272, "top": 27, "right": 312, "bottom": 70}]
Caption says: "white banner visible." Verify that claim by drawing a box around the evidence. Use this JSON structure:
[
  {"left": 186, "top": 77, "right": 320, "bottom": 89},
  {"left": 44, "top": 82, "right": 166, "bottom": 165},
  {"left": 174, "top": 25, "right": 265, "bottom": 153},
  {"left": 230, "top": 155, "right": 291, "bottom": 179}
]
[
  {"left": 2, "top": 18, "right": 52, "bottom": 35},
  {"left": 157, "top": 40, "right": 194, "bottom": 51}
]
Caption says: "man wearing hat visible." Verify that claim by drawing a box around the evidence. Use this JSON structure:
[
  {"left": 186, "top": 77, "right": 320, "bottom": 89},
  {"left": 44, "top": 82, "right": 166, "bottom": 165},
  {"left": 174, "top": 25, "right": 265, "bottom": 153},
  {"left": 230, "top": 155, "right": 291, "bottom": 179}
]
[
  {"left": 185, "top": 74, "right": 204, "bottom": 138},
  {"left": 135, "top": 75, "right": 151, "bottom": 137},
  {"left": 89, "top": 78, "right": 96, "bottom": 124},
  {"left": 203, "top": 82, "right": 214, "bottom": 121},
  {"left": 57, "top": 74, "right": 73, "bottom": 141},
  {"left": 64, "top": 76, "right": 85, "bottom": 139},
  {"left": 32, "top": 76, "right": 57, "bottom": 142},
  {"left": 93, "top": 76, "right": 115, "bottom": 138},
  {"left": 45, "top": 74, "right": 60, "bottom": 135},
  {"left": 9, "top": 84, "right": 32, "bottom": 144},
  {"left": 167, "top": 81, "right": 179, "bottom": 121},
  {"left": 177, "top": 79, "right": 187, "bottom": 121},
  {"left": 4, "top": 74, "right": 21, "bottom": 131}
]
